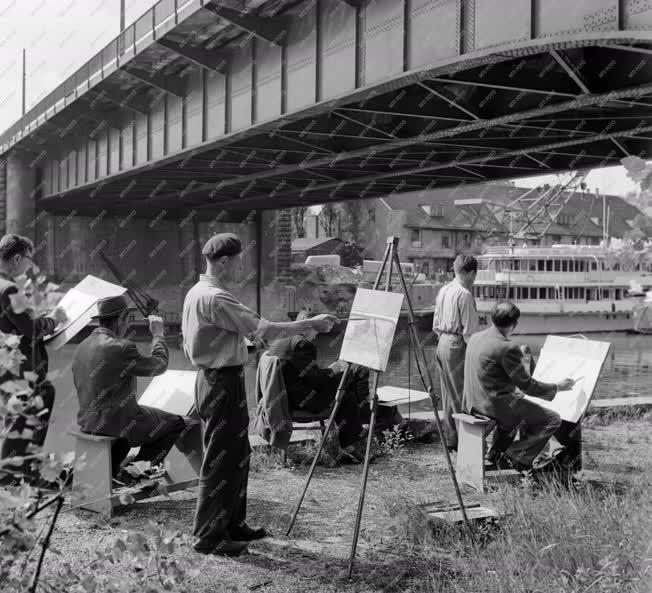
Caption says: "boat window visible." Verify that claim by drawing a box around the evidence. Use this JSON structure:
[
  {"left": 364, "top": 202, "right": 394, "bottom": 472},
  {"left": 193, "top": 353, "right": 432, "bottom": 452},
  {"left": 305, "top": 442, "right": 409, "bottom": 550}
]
[
  {"left": 538, "top": 260, "right": 545, "bottom": 271},
  {"left": 562, "top": 260, "right": 568, "bottom": 272},
  {"left": 554, "top": 260, "right": 560, "bottom": 272},
  {"left": 529, "top": 261, "right": 537, "bottom": 272},
  {"left": 580, "top": 288, "right": 586, "bottom": 300},
  {"left": 573, "top": 287, "right": 579, "bottom": 299},
  {"left": 615, "top": 289, "right": 621, "bottom": 300},
  {"left": 591, "top": 261, "right": 597, "bottom": 271},
  {"left": 549, "top": 287, "right": 556, "bottom": 299},
  {"left": 539, "top": 287, "right": 546, "bottom": 299},
  {"left": 508, "top": 287, "right": 514, "bottom": 299},
  {"left": 613, "top": 263, "right": 620, "bottom": 271},
  {"left": 602, "top": 289, "right": 610, "bottom": 299},
  {"left": 546, "top": 260, "right": 553, "bottom": 271}
]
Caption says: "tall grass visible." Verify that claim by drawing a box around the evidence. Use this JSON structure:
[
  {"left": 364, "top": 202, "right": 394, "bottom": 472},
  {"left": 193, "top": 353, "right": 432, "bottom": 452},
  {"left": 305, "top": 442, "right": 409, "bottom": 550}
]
[{"left": 385, "top": 477, "right": 651, "bottom": 593}]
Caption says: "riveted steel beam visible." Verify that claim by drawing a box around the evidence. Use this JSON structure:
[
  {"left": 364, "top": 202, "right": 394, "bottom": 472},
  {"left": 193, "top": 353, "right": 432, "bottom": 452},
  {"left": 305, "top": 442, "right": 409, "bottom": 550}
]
[
  {"left": 159, "top": 83, "right": 652, "bottom": 199},
  {"left": 157, "top": 38, "right": 229, "bottom": 74},
  {"left": 124, "top": 66, "right": 186, "bottom": 98},
  {"left": 202, "top": 2, "right": 287, "bottom": 45}
]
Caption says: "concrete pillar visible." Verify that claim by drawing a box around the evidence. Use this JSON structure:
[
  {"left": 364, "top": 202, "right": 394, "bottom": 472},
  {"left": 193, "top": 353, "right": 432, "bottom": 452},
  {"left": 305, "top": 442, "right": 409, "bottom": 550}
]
[
  {"left": 5, "top": 152, "right": 36, "bottom": 240},
  {"left": 0, "top": 157, "right": 6, "bottom": 235},
  {"left": 275, "top": 209, "right": 293, "bottom": 285}
]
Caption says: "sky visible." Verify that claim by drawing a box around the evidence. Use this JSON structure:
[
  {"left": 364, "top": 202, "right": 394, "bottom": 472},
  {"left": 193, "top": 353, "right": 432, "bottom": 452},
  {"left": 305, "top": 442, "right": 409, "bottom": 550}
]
[{"left": 0, "top": 0, "right": 643, "bottom": 198}]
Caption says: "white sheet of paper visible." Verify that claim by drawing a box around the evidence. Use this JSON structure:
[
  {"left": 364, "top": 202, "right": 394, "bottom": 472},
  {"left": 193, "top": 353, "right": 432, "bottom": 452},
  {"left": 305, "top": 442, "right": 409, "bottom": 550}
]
[
  {"left": 377, "top": 386, "right": 430, "bottom": 405},
  {"left": 524, "top": 336, "right": 611, "bottom": 423},
  {"left": 44, "top": 275, "right": 127, "bottom": 349},
  {"left": 138, "top": 370, "right": 197, "bottom": 416},
  {"left": 339, "top": 289, "right": 403, "bottom": 372}
]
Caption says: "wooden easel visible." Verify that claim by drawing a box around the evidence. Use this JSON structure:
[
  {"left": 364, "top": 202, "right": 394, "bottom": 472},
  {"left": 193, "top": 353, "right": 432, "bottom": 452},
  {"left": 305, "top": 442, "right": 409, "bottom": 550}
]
[{"left": 286, "top": 236, "right": 471, "bottom": 577}]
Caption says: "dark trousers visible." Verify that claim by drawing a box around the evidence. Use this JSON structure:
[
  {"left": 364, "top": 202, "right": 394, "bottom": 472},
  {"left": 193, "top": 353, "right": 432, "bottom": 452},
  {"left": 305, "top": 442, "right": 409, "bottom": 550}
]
[
  {"left": 193, "top": 366, "right": 250, "bottom": 544},
  {"left": 110, "top": 412, "right": 187, "bottom": 477},
  {"left": 1, "top": 381, "right": 55, "bottom": 467},
  {"left": 435, "top": 334, "right": 466, "bottom": 448},
  {"left": 288, "top": 366, "right": 367, "bottom": 448},
  {"left": 481, "top": 398, "right": 582, "bottom": 470}
]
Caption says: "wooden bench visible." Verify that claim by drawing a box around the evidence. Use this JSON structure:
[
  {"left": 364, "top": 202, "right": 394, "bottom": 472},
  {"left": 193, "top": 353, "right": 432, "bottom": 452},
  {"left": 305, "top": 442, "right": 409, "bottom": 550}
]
[
  {"left": 452, "top": 413, "right": 520, "bottom": 492},
  {"left": 70, "top": 430, "right": 199, "bottom": 519}
]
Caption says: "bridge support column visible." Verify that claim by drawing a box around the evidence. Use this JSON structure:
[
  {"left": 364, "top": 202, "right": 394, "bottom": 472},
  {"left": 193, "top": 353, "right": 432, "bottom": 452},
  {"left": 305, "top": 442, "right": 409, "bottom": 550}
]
[
  {"left": 5, "top": 153, "right": 36, "bottom": 241},
  {"left": 275, "top": 209, "right": 292, "bottom": 285},
  {"left": 0, "top": 158, "right": 6, "bottom": 235}
]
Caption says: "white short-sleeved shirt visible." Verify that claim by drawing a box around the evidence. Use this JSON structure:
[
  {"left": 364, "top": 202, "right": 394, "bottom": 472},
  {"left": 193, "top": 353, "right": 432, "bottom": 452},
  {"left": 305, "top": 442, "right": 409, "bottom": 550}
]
[{"left": 432, "top": 278, "right": 478, "bottom": 343}]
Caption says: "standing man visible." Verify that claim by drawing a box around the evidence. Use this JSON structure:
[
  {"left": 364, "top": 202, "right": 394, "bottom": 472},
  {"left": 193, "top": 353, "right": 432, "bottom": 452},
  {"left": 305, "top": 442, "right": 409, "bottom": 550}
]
[
  {"left": 182, "top": 233, "right": 337, "bottom": 557},
  {"left": 72, "top": 295, "right": 191, "bottom": 481},
  {"left": 432, "top": 254, "right": 478, "bottom": 452},
  {"left": 0, "top": 234, "right": 67, "bottom": 478}
]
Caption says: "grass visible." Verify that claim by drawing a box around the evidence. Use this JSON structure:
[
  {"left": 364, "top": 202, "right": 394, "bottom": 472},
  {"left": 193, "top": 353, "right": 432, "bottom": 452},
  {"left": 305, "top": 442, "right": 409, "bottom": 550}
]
[{"left": 18, "top": 416, "right": 652, "bottom": 593}]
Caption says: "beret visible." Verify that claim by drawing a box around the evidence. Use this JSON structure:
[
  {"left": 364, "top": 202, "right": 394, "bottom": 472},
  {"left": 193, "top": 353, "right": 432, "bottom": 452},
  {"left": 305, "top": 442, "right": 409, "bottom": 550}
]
[
  {"left": 202, "top": 233, "right": 242, "bottom": 259},
  {"left": 453, "top": 254, "right": 478, "bottom": 274}
]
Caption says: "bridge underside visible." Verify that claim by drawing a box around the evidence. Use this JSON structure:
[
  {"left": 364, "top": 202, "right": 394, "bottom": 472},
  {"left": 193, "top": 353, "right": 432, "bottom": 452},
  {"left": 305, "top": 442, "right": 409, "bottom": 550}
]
[{"left": 3, "top": 0, "right": 651, "bottom": 219}]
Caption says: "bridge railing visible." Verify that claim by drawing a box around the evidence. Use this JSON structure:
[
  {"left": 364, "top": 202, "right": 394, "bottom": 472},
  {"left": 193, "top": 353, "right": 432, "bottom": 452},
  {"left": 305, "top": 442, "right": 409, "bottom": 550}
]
[{"left": 0, "top": 0, "right": 206, "bottom": 154}]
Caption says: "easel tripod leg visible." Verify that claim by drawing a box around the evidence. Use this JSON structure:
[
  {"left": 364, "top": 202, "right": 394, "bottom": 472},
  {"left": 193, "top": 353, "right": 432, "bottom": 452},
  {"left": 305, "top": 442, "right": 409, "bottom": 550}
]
[
  {"left": 347, "top": 372, "right": 380, "bottom": 578},
  {"left": 286, "top": 363, "right": 353, "bottom": 536}
]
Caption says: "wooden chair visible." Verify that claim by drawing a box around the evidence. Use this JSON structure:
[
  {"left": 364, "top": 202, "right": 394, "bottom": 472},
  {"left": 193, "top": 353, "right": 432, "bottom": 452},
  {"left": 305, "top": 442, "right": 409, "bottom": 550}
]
[
  {"left": 453, "top": 413, "right": 520, "bottom": 492},
  {"left": 70, "top": 429, "right": 199, "bottom": 519}
]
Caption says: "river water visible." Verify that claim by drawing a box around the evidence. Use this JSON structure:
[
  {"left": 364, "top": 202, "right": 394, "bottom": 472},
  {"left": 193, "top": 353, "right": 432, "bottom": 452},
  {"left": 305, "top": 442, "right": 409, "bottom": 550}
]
[{"left": 42, "top": 328, "right": 651, "bottom": 454}]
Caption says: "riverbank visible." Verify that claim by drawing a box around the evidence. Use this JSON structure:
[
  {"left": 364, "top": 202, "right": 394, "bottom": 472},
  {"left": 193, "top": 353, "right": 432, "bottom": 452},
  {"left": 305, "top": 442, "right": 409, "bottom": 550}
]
[{"left": 22, "top": 412, "right": 651, "bottom": 593}]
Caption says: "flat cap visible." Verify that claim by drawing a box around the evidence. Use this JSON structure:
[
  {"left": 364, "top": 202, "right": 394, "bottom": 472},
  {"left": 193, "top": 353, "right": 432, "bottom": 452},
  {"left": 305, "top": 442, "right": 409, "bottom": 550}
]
[
  {"left": 453, "top": 254, "right": 478, "bottom": 274},
  {"left": 202, "top": 233, "right": 242, "bottom": 259}
]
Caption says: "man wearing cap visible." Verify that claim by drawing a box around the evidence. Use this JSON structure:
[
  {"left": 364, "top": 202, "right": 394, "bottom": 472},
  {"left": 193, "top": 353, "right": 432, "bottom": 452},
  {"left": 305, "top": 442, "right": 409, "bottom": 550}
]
[
  {"left": 72, "top": 295, "right": 187, "bottom": 479},
  {"left": 182, "top": 232, "right": 337, "bottom": 557},
  {"left": 432, "top": 254, "right": 479, "bottom": 452},
  {"left": 0, "top": 234, "right": 68, "bottom": 479}
]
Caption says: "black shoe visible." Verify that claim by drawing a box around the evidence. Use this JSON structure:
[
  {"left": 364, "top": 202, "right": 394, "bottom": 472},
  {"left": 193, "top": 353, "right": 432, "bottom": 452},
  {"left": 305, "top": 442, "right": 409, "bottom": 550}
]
[
  {"left": 229, "top": 525, "right": 269, "bottom": 541},
  {"left": 193, "top": 538, "right": 249, "bottom": 557}
]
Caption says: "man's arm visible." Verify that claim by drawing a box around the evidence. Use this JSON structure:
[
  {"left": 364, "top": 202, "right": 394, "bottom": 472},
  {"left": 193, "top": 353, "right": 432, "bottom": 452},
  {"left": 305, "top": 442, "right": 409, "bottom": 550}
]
[
  {"left": 2, "top": 285, "right": 56, "bottom": 339},
  {"left": 500, "top": 345, "right": 558, "bottom": 401},
  {"left": 459, "top": 291, "right": 478, "bottom": 344},
  {"left": 122, "top": 337, "right": 169, "bottom": 377},
  {"left": 213, "top": 293, "right": 336, "bottom": 341}
]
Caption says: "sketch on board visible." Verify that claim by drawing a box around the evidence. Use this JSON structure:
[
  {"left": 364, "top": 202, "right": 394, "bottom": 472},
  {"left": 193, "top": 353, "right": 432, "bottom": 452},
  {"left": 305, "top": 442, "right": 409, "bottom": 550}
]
[
  {"left": 44, "top": 275, "right": 127, "bottom": 349},
  {"left": 339, "top": 288, "right": 404, "bottom": 372},
  {"left": 523, "top": 336, "right": 611, "bottom": 423},
  {"left": 138, "top": 370, "right": 197, "bottom": 416}
]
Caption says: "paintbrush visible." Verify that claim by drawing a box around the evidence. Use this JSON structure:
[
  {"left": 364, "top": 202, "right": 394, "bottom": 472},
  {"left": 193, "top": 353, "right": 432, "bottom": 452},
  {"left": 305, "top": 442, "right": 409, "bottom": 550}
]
[{"left": 337, "top": 317, "right": 369, "bottom": 321}]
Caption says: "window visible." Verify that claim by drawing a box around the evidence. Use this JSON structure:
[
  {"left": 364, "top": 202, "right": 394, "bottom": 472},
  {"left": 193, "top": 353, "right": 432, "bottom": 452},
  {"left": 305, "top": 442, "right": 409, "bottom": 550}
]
[
  {"left": 529, "top": 260, "right": 537, "bottom": 272},
  {"left": 546, "top": 260, "right": 553, "bottom": 272},
  {"left": 615, "top": 289, "right": 622, "bottom": 300},
  {"left": 463, "top": 233, "right": 471, "bottom": 247},
  {"left": 591, "top": 261, "right": 597, "bottom": 271},
  {"left": 602, "top": 289, "right": 610, "bottom": 299},
  {"left": 578, "top": 261, "right": 585, "bottom": 272},
  {"left": 562, "top": 260, "right": 568, "bottom": 272},
  {"left": 538, "top": 260, "right": 545, "bottom": 271},
  {"left": 549, "top": 287, "right": 556, "bottom": 299},
  {"left": 411, "top": 229, "right": 421, "bottom": 247},
  {"left": 554, "top": 260, "right": 561, "bottom": 272},
  {"left": 441, "top": 235, "right": 450, "bottom": 249},
  {"left": 539, "top": 287, "right": 547, "bottom": 299},
  {"left": 580, "top": 288, "right": 586, "bottom": 300},
  {"left": 508, "top": 287, "right": 514, "bottom": 299}
]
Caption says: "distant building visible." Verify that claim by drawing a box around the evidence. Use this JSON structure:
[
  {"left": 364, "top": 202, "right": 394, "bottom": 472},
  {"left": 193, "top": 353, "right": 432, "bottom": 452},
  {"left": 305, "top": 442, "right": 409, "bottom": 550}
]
[
  {"left": 291, "top": 237, "right": 344, "bottom": 263},
  {"left": 301, "top": 184, "right": 646, "bottom": 278}
]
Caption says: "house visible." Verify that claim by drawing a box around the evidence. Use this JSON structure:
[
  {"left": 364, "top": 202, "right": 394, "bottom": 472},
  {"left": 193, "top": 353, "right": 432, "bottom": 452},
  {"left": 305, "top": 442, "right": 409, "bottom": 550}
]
[
  {"left": 291, "top": 237, "right": 344, "bottom": 263},
  {"left": 300, "top": 183, "right": 647, "bottom": 279}
]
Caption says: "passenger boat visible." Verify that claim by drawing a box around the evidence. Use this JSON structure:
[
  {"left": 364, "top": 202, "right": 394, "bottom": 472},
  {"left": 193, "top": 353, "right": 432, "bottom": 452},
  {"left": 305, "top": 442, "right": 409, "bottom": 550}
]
[{"left": 472, "top": 245, "right": 652, "bottom": 335}]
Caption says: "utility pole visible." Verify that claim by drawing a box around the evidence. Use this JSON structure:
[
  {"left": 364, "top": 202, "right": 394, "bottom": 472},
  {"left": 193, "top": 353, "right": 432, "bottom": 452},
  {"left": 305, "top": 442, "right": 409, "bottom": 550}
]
[{"left": 21, "top": 48, "right": 26, "bottom": 115}]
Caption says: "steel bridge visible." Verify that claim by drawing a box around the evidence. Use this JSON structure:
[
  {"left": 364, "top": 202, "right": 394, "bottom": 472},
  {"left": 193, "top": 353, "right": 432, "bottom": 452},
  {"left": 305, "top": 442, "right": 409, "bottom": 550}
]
[{"left": 1, "top": 0, "right": 651, "bottom": 225}]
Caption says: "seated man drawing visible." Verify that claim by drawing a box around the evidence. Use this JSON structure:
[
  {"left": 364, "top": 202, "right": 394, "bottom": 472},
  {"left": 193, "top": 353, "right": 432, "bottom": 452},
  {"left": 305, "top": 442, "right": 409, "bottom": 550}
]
[
  {"left": 463, "top": 302, "right": 581, "bottom": 477},
  {"left": 72, "top": 295, "right": 192, "bottom": 484}
]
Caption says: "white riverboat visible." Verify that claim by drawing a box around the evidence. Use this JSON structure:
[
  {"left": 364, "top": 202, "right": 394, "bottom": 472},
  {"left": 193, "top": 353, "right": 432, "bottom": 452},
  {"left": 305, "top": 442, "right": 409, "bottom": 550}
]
[{"left": 472, "top": 245, "right": 652, "bottom": 335}]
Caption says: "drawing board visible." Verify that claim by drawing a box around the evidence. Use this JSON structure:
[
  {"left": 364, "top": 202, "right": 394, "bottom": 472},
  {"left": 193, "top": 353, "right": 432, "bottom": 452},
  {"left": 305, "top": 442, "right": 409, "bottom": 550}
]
[
  {"left": 523, "top": 336, "right": 611, "bottom": 423},
  {"left": 138, "top": 370, "right": 197, "bottom": 415},
  {"left": 339, "top": 288, "right": 404, "bottom": 372},
  {"left": 44, "top": 275, "right": 127, "bottom": 349}
]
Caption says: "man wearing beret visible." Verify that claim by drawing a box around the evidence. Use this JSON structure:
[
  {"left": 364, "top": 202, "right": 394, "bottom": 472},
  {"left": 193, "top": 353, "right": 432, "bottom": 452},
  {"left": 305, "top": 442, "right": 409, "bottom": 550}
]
[
  {"left": 432, "top": 254, "right": 479, "bottom": 452},
  {"left": 182, "top": 232, "right": 337, "bottom": 557},
  {"left": 72, "top": 295, "right": 189, "bottom": 480}
]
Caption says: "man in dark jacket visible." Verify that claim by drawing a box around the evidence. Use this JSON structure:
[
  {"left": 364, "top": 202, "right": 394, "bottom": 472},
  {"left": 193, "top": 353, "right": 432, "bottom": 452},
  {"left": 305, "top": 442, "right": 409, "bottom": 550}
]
[
  {"left": 72, "top": 295, "right": 187, "bottom": 478},
  {"left": 463, "top": 302, "right": 578, "bottom": 473},
  {"left": 0, "top": 234, "right": 67, "bottom": 472},
  {"left": 266, "top": 333, "right": 368, "bottom": 455}
]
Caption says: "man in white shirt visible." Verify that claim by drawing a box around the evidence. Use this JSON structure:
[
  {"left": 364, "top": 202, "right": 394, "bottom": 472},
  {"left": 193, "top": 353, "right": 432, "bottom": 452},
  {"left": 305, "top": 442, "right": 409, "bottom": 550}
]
[{"left": 432, "top": 254, "right": 479, "bottom": 451}]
